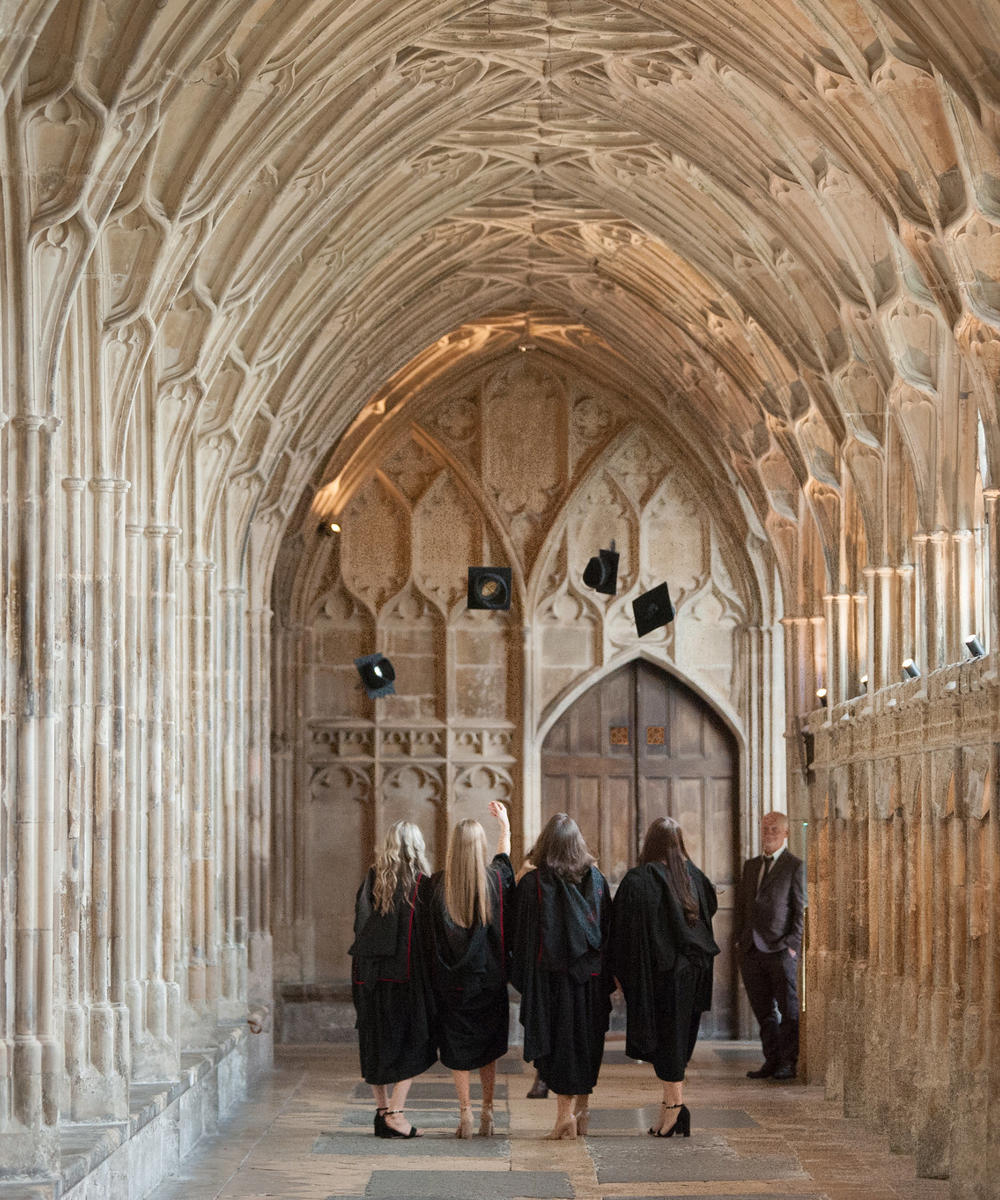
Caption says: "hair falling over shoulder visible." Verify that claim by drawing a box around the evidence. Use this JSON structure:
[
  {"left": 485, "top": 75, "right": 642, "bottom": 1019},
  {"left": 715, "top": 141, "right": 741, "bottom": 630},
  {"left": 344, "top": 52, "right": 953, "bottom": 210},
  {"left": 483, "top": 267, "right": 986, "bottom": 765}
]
[
  {"left": 639, "top": 816, "right": 699, "bottom": 926},
  {"left": 444, "top": 819, "right": 491, "bottom": 928},
  {"left": 373, "top": 820, "right": 430, "bottom": 914},
  {"left": 530, "top": 812, "right": 596, "bottom": 883}
]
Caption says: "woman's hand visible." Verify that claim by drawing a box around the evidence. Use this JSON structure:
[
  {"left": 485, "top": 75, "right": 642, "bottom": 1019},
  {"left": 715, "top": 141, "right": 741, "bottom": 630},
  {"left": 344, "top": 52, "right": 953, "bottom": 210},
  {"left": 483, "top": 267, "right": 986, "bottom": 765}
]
[{"left": 489, "top": 800, "right": 511, "bottom": 854}]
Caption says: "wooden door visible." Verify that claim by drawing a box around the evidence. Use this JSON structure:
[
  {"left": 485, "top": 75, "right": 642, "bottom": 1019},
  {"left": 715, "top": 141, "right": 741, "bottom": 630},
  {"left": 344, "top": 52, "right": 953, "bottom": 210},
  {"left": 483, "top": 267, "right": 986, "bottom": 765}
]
[{"left": 541, "top": 659, "right": 738, "bottom": 1037}]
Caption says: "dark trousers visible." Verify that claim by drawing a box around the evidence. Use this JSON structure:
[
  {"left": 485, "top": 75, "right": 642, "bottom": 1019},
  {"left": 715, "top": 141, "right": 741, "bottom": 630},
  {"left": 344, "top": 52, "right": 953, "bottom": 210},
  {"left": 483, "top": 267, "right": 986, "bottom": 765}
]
[{"left": 739, "top": 946, "right": 799, "bottom": 1068}]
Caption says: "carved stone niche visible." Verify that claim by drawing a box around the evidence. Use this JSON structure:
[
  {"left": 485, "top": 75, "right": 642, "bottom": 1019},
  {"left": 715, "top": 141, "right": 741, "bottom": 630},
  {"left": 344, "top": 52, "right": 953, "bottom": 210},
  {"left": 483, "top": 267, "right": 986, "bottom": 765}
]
[
  {"left": 874, "top": 756, "right": 898, "bottom": 820},
  {"left": 451, "top": 764, "right": 513, "bottom": 829},
  {"left": 959, "top": 744, "right": 992, "bottom": 822},
  {"left": 308, "top": 765, "right": 373, "bottom": 980}
]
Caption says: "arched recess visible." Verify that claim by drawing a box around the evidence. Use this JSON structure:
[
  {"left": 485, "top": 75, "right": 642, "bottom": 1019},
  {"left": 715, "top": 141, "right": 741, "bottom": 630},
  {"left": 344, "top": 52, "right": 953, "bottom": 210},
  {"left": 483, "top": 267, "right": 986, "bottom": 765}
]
[{"left": 540, "top": 657, "right": 740, "bottom": 1038}]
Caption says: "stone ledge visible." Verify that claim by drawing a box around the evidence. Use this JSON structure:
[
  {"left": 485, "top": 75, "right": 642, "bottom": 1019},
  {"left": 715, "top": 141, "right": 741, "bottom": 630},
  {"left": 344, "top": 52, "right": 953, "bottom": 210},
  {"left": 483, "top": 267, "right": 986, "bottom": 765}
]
[{"left": 0, "top": 1023, "right": 248, "bottom": 1200}]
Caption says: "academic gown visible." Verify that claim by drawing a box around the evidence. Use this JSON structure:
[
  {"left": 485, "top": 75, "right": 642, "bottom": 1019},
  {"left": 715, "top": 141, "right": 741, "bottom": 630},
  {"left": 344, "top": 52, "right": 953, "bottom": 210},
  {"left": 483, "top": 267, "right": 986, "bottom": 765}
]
[
  {"left": 611, "top": 859, "right": 720, "bottom": 1081},
  {"left": 427, "top": 853, "right": 515, "bottom": 1071},
  {"left": 349, "top": 870, "right": 437, "bottom": 1086},
  {"left": 511, "top": 865, "right": 614, "bottom": 1096}
]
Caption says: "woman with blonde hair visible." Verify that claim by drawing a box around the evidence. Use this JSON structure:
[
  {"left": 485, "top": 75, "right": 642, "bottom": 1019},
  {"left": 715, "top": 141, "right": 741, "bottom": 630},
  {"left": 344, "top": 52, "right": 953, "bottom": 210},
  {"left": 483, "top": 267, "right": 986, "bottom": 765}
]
[
  {"left": 350, "top": 820, "right": 436, "bottom": 1138},
  {"left": 511, "top": 813, "right": 613, "bottom": 1139},
  {"left": 427, "top": 801, "right": 513, "bottom": 1137},
  {"left": 611, "top": 816, "right": 719, "bottom": 1137}
]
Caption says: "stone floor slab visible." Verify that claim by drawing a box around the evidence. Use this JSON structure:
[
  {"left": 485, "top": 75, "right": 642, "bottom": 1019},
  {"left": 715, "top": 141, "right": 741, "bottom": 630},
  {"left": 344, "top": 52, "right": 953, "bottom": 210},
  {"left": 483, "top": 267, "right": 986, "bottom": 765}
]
[
  {"left": 583, "top": 1105, "right": 759, "bottom": 1131},
  {"left": 339, "top": 1106, "right": 509, "bottom": 1130},
  {"left": 711, "top": 1046, "right": 765, "bottom": 1061},
  {"left": 349, "top": 1080, "right": 509, "bottom": 1101},
  {"left": 146, "top": 1041, "right": 952, "bottom": 1200},
  {"left": 313, "top": 1131, "right": 511, "bottom": 1157},
  {"left": 363, "top": 1169, "right": 574, "bottom": 1198},
  {"left": 587, "top": 1134, "right": 809, "bottom": 1184}
]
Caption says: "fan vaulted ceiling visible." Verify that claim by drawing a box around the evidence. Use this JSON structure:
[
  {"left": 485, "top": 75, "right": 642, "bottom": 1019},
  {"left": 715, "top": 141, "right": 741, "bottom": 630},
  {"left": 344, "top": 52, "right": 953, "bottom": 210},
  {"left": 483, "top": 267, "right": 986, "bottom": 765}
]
[{"left": 6, "top": 0, "right": 1000, "bottom": 582}]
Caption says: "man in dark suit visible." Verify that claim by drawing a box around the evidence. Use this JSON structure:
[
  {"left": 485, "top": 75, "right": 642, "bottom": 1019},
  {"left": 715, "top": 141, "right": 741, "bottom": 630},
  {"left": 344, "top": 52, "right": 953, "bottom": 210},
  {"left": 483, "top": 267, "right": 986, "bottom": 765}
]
[{"left": 735, "top": 810, "right": 806, "bottom": 1080}]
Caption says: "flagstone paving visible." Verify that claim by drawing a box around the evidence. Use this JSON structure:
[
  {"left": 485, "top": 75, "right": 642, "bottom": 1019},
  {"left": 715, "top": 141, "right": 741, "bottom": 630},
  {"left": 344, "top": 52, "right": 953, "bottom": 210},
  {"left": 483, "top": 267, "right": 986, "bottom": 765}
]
[{"left": 147, "top": 1040, "right": 951, "bottom": 1200}]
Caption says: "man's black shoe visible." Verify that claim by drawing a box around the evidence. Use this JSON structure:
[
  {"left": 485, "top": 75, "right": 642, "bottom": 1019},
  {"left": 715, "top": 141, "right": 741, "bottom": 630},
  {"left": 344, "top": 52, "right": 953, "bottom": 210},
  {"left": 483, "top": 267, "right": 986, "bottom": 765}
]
[
  {"left": 746, "top": 1065, "right": 776, "bottom": 1079},
  {"left": 771, "top": 1064, "right": 797, "bottom": 1080}
]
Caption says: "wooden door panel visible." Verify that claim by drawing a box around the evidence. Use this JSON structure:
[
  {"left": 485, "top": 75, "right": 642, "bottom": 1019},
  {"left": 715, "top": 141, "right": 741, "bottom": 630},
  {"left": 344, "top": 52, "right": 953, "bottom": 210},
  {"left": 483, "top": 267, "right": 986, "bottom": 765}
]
[
  {"left": 573, "top": 775, "right": 602, "bottom": 861},
  {"left": 541, "top": 660, "right": 738, "bottom": 1036},
  {"left": 605, "top": 774, "right": 635, "bottom": 884}
]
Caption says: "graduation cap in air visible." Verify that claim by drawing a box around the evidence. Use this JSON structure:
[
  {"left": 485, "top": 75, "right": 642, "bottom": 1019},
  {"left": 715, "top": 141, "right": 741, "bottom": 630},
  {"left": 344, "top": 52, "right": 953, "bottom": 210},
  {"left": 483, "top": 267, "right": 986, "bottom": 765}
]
[
  {"left": 582, "top": 542, "right": 619, "bottom": 596},
  {"left": 467, "top": 566, "right": 512, "bottom": 611},
  {"left": 355, "top": 652, "right": 396, "bottom": 698},
  {"left": 632, "top": 582, "right": 675, "bottom": 637}
]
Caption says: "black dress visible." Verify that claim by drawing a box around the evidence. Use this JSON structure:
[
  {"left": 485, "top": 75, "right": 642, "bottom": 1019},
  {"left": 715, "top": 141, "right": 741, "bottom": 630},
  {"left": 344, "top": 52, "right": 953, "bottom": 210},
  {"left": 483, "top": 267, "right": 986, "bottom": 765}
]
[
  {"left": 511, "top": 865, "right": 614, "bottom": 1096},
  {"left": 427, "top": 853, "right": 515, "bottom": 1071},
  {"left": 611, "top": 859, "right": 720, "bottom": 1081},
  {"left": 350, "top": 869, "right": 437, "bottom": 1086}
]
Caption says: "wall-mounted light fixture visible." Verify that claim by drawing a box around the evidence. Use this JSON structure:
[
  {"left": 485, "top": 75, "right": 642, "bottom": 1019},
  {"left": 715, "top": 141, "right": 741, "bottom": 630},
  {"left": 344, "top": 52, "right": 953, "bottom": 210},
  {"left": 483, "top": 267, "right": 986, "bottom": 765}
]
[
  {"left": 901, "top": 658, "right": 920, "bottom": 680},
  {"left": 815, "top": 687, "right": 827, "bottom": 708},
  {"left": 965, "top": 634, "right": 986, "bottom": 659},
  {"left": 859, "top": 674, "right": 868, "bottom": 693},
  {"left": 318, "top": 520, "right": 341, "bottom": 536}
]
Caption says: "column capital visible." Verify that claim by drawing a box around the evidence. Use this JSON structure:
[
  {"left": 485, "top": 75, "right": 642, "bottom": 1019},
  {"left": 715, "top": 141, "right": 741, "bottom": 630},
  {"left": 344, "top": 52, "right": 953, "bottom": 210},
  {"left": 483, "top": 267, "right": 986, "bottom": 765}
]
[{"left": 89, "top": 477, "right": 130, "bottom": 494}]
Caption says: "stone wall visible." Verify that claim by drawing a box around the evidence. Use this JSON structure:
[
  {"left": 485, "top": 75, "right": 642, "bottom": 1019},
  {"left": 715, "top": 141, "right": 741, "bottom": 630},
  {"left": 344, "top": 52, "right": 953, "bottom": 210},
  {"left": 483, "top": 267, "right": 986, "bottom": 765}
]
[
  {"left": 271, "top": 353, "right": 786, "bottom": 1008},
  {"left": 804, "top": 663, "right": 999, "bottom": 1200}
]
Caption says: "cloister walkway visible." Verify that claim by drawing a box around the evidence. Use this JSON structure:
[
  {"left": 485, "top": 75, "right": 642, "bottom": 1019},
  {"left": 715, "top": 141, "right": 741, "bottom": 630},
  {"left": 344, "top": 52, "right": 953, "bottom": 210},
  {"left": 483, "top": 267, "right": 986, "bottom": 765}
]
[{"left": 148, "top": 1040, "right": 949, "bottom": 1200}]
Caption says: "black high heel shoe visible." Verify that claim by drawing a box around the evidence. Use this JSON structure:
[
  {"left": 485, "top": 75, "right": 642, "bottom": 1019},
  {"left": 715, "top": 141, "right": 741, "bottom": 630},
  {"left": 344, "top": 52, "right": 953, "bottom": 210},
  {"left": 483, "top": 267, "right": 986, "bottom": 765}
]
[
  {"left": 648, "top": 1102, "right": 691, "bottom": 1137},
  {"left": 383, "top": 1109, "right": 421, "bottom": 1138},
  {"left": 374, "top": 1107, "right": 388, "bottom": 1137}
]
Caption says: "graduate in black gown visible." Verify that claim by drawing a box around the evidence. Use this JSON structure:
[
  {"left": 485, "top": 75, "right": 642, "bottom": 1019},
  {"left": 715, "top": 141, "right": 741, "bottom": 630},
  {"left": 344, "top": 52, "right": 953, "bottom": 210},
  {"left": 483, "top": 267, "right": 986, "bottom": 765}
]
[
  {"left": 427, "top": 800, "right": 514, "bottom": 1137},
  {"left": 512, "top": 813, "right": 613, "bottom": 1139},
  {"left": 611, "top": 816, "right": 720, "bottom": 1137},
  {"left": 350, "top": 820, "right": 436, "bottom": 1138}
]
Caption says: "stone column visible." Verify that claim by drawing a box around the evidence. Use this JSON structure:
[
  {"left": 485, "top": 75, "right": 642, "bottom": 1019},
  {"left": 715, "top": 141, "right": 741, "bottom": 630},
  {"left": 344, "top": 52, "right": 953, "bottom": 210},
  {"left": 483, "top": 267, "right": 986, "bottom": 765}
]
[
  {"left": 220, "top": 585, "right": 248, "bottom": 1014},
  {"left": 780, "top": 614, "right": 821, "bottom": 718},
  {"left": 87, "top": 477, "right": 130, "bottom": 1118},
  {"left": 185, "top": 558, "right": 218, "bottom": 1021},
  {"left": 864, "top": 567, "right": 893, "bottom": 690},
  {"left": 985, "top": 491, "right": 1000, "bottom": 652},
  {"left": 161, "top": 529, "right": 183, "bottom": 1041},
  {"left": 246, "top": 603, "right": 273, "bottom": 1008},
  {"left": 741, "top": 621, "right": 782, "bottom": 823},
  {"left": 134, "top": 525, "right": 181, "bottom": 1079},
  {"left": 823, "top": 593, "right": 853, "bottom": 706},
  {"left": 125, "top": 520, "right": 144, "bottom": 1071},
  {"left": 3, "top": 415, "right": 61, "bottom": 1172},
  {"left": 61, "top": 477, "right": 87, "bottom": 1120}
]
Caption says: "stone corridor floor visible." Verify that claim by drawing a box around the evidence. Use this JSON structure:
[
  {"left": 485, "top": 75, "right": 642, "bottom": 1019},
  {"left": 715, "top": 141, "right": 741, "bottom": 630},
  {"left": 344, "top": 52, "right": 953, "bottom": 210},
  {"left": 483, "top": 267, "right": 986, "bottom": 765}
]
[{"left": 148, "top": 1040, "right": 950, "bottom": 1200}]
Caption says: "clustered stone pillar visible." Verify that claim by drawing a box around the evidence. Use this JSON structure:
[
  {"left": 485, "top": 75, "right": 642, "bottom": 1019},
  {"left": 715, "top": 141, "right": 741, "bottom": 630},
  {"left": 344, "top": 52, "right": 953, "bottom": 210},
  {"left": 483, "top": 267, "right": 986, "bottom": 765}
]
[
  {"left": 7, "top": 416, "right": 62, "bottom": 1171},
  {"left": 805, "top": 685, "right": 1000, "bottom": 1198},
  {"left": 0, "top": 435, "right": 273, "bottom": 1175}
]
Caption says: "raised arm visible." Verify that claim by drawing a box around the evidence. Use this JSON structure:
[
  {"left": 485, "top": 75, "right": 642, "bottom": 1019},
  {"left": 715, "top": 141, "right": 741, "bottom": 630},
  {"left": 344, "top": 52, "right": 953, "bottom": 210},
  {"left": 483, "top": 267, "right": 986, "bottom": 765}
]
[{"left": 489, "top": 799, "right": 511, "bottom": 856}]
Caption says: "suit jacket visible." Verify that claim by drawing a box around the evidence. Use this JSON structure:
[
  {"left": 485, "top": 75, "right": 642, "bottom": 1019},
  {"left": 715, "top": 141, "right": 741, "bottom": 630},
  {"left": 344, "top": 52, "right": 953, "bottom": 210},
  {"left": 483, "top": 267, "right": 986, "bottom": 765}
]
[{"left": 735, "top": 848, "right": 806, "bottom": 955}]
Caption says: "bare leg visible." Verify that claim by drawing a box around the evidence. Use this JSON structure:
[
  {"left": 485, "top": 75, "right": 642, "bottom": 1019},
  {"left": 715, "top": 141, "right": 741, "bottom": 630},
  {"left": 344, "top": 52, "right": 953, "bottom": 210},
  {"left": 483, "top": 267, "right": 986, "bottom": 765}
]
[
  {"left": 573, "top": 1091, "right": 590, "bottom": 1135},
  {"left": 384, "top": 1078, "right": 417, "bottom": 1136},
  {"left": 478, "top": 1061, "right": 497, "bottom": 1135},
  {"left": 545, "top": 1092, "right": 577, "bottom": 1139},
  {"left": 451, "top": 1069, "right": 474, "bottom": 1137},
  {"left": 651, "top": 1079, "right": 684, "bottom": 1134}
]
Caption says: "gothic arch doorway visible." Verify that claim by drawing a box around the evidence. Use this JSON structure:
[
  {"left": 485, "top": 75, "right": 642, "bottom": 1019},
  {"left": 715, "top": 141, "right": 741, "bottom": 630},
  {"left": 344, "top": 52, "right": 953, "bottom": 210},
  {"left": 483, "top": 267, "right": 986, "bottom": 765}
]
[{"left": 540, "top": 659, "right": 739, "bottom": 1037}]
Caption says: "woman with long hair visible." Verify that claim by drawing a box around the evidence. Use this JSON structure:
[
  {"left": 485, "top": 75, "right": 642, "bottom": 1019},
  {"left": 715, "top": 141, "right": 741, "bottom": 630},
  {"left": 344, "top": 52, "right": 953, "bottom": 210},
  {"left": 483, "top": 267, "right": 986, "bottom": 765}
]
[
  {"left": 511, "top": 812, "right": 613, "bottom": 1139},
  {"left": 350, "top": 820, "right": 436, "bottom": 1138},
  {"left": 611, "top": 816, "right": 720, "bottom": 1137},
  {"left": 427, "top": 801, "right": 513, "bottom": 1138}
]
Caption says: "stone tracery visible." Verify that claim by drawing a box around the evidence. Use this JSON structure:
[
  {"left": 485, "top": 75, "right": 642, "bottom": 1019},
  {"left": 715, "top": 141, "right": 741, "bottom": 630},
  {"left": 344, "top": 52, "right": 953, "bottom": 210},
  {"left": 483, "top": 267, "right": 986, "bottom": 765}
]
[{"left": 1, "top": 0, "right": 1000, "bottom": 1193}]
